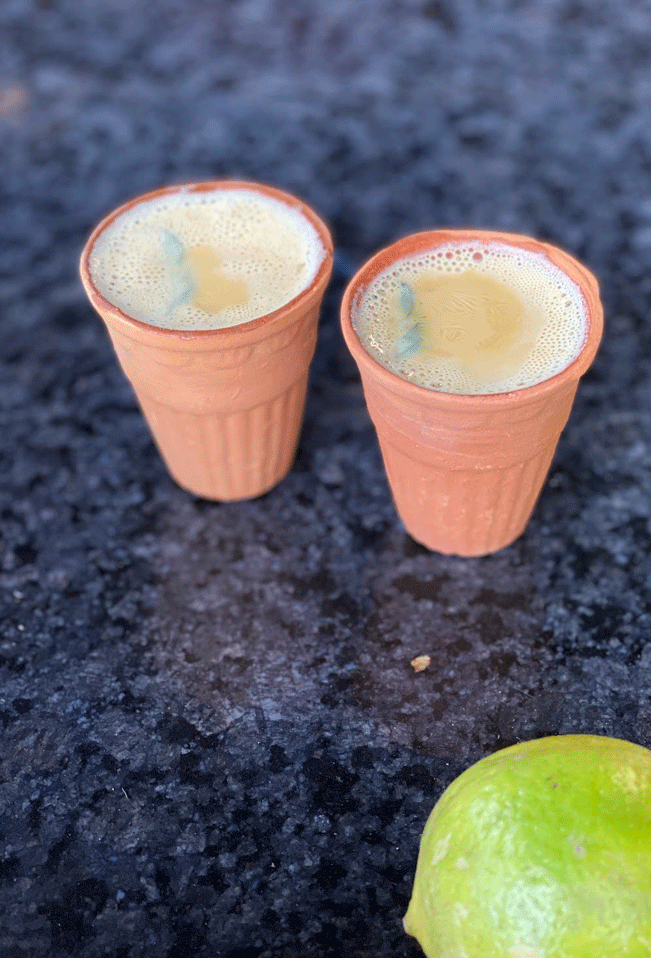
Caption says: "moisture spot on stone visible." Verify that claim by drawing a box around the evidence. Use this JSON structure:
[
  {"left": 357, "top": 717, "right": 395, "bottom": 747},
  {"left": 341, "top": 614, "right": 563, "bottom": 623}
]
[
  {"left": 14, "top": 542, "right": 37, "bottom": 566},
  {"left": 12, "top": 697, "right": 33, "bottom": 714},
  {"left": 302, "top": 750, "right": 359, "bottom": 817},
  {"left": 268, "top": 744, "right": 290, "bottom": 773},
  {"left": 48, "top": 877, "right": 109, "bottom": 950},
  {"left": 312, "top": 856, "right": 347, "bottom": 890},
  {"left": 0, "top": 854, "right": 20, "bottom": 884}
]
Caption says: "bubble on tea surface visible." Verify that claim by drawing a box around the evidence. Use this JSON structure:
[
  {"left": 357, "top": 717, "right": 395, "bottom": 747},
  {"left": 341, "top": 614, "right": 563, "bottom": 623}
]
[
  {"left": 352, "top": 240, "right": 588, "bottom": 395},
  {"left": 89, "top": 189, "right": 326, "bottom": 330}
]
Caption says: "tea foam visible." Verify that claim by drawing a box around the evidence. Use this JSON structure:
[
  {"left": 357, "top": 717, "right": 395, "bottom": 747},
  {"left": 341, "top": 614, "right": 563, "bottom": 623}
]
[
  {"left": 352, "top": 239, "right": 588, "bottom": 395},
  {"left": 89, "top": 188, "right": 326, "bottom": 330}
]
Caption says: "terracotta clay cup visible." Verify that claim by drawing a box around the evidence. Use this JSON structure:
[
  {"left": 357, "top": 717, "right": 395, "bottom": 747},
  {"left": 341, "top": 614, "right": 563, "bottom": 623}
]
[
  {"left": 341, "top": 229, "right": 604, "bottom": 557},
  {"left": 80, "top": 181, "right": 333, "bottom": 501}
]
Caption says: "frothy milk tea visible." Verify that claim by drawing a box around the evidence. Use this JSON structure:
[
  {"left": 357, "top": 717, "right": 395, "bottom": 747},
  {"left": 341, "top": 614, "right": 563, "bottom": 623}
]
[
  {"left": 352, "top": 240, "right": 589, "bottom": 394},
  {"left": 88, "top": 188, "right": 326, "bottom": 330}
]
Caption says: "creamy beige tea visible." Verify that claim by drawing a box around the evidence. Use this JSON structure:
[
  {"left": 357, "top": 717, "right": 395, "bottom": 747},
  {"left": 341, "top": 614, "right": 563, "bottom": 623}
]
[
  {"left": 352, "top": 239, "right": 589, "bottom": 394},
  {"left": 88, "top": 187, "right": 326, "bottom": 330}
]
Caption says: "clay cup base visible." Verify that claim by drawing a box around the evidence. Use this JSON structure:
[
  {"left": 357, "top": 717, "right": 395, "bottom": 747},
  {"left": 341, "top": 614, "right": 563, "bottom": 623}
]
[
  {"left": 381, "top": 439, "right": 557, "bottom": 557},
  {"left": 138, "top": 375, "right": 308, "bottom": 501}
]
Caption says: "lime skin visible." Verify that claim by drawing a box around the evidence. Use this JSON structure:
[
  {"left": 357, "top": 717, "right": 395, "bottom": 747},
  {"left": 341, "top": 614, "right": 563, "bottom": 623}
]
[{"left": 403, "top": 735, "right": 651, "bottom": 958}]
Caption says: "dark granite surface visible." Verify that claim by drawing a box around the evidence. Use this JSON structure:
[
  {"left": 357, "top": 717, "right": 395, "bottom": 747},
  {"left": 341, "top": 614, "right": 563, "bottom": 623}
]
[{"left": 2, "top": 0, "right": 651, "bottom": 954}]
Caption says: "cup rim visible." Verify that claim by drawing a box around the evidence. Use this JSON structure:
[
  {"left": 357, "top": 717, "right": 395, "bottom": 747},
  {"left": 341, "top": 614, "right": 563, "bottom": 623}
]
[
  {"left": 340, "top": 228, "right": 604, "bottom": 409},
  {"left": 80, "top": 179, "right": 334, "bottom": 340}
]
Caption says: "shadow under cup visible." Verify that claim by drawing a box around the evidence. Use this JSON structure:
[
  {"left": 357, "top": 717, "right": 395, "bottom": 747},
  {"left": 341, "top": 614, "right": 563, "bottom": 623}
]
[
  {"left": 80, "top": 181, "right": 333, "bottom": 501},
  {"left": 340, "top": 229, "right": 604, "bottom": 557}
]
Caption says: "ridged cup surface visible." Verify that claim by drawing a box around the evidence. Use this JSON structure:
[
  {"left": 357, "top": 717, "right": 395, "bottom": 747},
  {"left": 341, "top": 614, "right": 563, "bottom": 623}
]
[
  {"left": 341, "top": 229, "right": 603, "bottom": 556},
  {"left": 80, "top": 181, "right": 333, "bottom": 500}
]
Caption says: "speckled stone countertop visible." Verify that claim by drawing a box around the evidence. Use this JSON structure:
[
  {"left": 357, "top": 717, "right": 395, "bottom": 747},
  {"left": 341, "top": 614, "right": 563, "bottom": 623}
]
[{"left": 1, "top": 1, "right": 651, "bottom": 955}]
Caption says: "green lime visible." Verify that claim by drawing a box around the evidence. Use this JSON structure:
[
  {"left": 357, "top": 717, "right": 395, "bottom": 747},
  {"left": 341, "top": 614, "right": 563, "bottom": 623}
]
[{"left": 404, "top": 735, "right": 651, "bottom": 958}]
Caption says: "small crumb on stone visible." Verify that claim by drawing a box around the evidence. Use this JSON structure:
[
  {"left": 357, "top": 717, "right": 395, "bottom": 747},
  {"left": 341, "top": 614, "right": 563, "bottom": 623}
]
[
  {"left": 410, "top": 654, "right": 431, "bottom": 673},
  {"left": 0, "top": 85, "right": 28, "bottom": 116}
]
